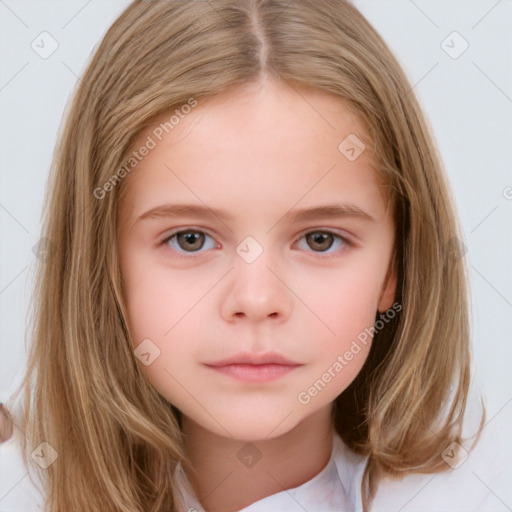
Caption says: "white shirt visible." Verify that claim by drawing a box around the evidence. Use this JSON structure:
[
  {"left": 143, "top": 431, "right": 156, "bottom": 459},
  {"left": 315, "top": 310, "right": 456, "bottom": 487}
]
[
  {"left": 172, "top": 412, "right": 511, "bottom": 512},
  {"left": 1, "top": 400, "right": 510, "bottom": 511}
]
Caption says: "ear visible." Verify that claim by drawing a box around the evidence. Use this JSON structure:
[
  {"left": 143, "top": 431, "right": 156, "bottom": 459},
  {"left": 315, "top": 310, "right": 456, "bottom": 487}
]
[{"left": 378, "top": 255, "right": 397, "bottom": 313}]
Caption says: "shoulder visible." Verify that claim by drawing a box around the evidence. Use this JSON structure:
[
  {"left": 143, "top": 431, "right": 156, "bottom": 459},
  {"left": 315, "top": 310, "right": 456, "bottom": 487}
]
[
  {"left": 370, "top": 415, "right": 511, "bottom": 511},
  {"left": 333, "top": 394, "right": 511, "bottom": 512}
]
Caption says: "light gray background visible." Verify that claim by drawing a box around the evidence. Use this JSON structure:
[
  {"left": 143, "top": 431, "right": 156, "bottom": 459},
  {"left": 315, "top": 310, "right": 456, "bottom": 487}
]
[{"left": 0, "top": 0, "right": 511, "bottom": 508}]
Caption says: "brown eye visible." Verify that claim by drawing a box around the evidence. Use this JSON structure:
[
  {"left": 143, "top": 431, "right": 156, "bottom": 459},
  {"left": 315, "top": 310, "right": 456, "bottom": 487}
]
[
  {"left": 295, "top": 230, "right": 352, "bottom": 256},
  {"left": 175, "top": 231, "right": 205, "bottom": 251},
  {"left": 160, "top": 229, "right": 219, "bottom": 258},
  {"left": 162, "top": 230, "right": 217, "bottom": 256},
  {"left": 305, "top": 232, "right": 335, "bottom": 252}
]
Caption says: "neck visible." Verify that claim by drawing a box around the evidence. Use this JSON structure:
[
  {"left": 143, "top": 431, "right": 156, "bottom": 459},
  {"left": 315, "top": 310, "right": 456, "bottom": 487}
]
[{"left": 181, "top": 405, "right": 334, "bottom": 512}]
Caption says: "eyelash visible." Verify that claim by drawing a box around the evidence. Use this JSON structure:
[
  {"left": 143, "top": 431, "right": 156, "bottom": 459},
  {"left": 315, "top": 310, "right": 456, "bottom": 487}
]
[{"left": 159, "top": 228, "right": 355, "bottom": 259}]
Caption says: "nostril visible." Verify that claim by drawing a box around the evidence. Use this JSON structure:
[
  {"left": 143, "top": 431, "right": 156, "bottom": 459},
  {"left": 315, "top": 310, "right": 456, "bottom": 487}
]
[{"left": 0, "top": 403, "right": 15, "bottom": 444}]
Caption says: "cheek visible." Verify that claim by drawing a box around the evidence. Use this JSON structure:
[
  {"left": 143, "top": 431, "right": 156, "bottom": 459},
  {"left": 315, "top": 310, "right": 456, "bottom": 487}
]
[
  {"left": 121, "top": 252, "right": 209, "bottom": 342},
  {"left": 293, "top": 259, "right": 383, "bottom": 343},
  {"left": 120, "top": 253, "right": 218, "bottom": 390},
  {"left": 290, "top": 262, "right": 382, "bottom": 396}
]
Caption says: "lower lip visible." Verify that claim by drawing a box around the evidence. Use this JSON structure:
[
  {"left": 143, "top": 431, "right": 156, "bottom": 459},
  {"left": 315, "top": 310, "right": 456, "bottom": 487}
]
[{"left": 206, "top": 364, "right": 301, "bottom": 382}]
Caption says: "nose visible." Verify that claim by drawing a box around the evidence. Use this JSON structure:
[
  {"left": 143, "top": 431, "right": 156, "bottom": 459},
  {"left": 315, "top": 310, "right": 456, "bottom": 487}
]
[{"left": 219, "top": 249, "right": 293, "bottom": 324}]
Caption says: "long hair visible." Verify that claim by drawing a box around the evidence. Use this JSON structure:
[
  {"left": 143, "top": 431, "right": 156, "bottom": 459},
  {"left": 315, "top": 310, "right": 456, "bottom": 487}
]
[{"left": 8, "top": 0, "right": 483, "bottom": 510}]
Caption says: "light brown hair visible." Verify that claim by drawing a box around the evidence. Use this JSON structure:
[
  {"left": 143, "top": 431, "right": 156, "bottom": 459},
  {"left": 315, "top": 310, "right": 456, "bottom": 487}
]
[{"left": 8, "top": 0, "right": 483, "bottom": 510}]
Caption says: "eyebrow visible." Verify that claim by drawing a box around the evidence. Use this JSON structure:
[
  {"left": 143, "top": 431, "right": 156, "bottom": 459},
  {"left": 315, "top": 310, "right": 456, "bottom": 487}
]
[{"left": 136, "top": 202, "right": 376, "bottom": 224}]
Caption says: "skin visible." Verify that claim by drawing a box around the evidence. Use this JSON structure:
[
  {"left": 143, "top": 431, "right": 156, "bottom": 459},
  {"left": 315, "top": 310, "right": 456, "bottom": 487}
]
[{"left": 118, "top": 77, "right": 396, "bottom": 511}]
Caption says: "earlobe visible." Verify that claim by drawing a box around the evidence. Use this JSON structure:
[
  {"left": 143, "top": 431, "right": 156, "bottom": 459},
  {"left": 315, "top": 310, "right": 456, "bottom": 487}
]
[{"left": 378, "top": 259, "right": 397, "bottom": 313}]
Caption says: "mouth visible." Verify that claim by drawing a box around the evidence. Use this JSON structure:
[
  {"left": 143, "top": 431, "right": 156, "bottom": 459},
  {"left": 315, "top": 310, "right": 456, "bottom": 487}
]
[
  {"left": 203, "top": 351, "right": 303, "bottom": 383},
  {"left": 204, "top": 363, "right": 302, "bottom": 383}
]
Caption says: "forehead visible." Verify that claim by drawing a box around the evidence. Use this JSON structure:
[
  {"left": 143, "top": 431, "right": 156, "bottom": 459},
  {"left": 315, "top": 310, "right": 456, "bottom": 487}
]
[
  {"left": 128, "top": 80, "right": 371, "bottom": 163},
  {"left": 118, "top": 80, "right": 387, "bottom": 226}
]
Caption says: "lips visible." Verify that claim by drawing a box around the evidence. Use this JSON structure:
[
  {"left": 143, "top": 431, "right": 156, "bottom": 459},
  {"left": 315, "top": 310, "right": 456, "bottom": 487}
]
[
  {"left": 204, "top": 351, "right": 300, "bottom": 367},
  {"left": 203, "top": 352, "right": 303, "bottom": 383}
]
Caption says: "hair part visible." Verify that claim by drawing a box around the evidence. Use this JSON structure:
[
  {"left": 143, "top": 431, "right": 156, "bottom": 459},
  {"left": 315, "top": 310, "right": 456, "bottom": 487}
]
[{"left": 9, "top": 0, "right": 483, "bottom": 510}]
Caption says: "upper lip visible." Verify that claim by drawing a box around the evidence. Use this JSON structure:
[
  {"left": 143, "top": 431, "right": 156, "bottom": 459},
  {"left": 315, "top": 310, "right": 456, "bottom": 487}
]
[{"left": 204, "top": 352, "right": 301, "bottom": 367}]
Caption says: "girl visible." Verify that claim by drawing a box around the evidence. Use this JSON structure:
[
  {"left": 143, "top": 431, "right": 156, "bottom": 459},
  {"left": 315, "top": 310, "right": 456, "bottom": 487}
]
[{"left": 4, "top": 0, "right": 492, "bottom": 510}]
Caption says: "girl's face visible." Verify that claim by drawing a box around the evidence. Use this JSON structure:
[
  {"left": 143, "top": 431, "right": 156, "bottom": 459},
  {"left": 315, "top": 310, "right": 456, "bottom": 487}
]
[{"left": 118, "top": 79, "right": 396, "bottom": 441}]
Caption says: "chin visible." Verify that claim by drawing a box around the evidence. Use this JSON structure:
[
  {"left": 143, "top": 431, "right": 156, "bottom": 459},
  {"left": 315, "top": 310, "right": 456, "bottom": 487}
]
[{"left": 203, "top": 407, "right": 299, "bottom": 442}]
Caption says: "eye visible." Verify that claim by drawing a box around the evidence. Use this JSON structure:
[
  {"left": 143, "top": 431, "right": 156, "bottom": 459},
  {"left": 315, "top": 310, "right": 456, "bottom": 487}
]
[
  {"left": 160, "top": 228, "right": 354, "bottom": 258},
  {"left": 295, "top": 230, "right": 353, "bottom": 254},
  {"left": 161, "top": 229, "right": 217, "bottom": 255}
]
